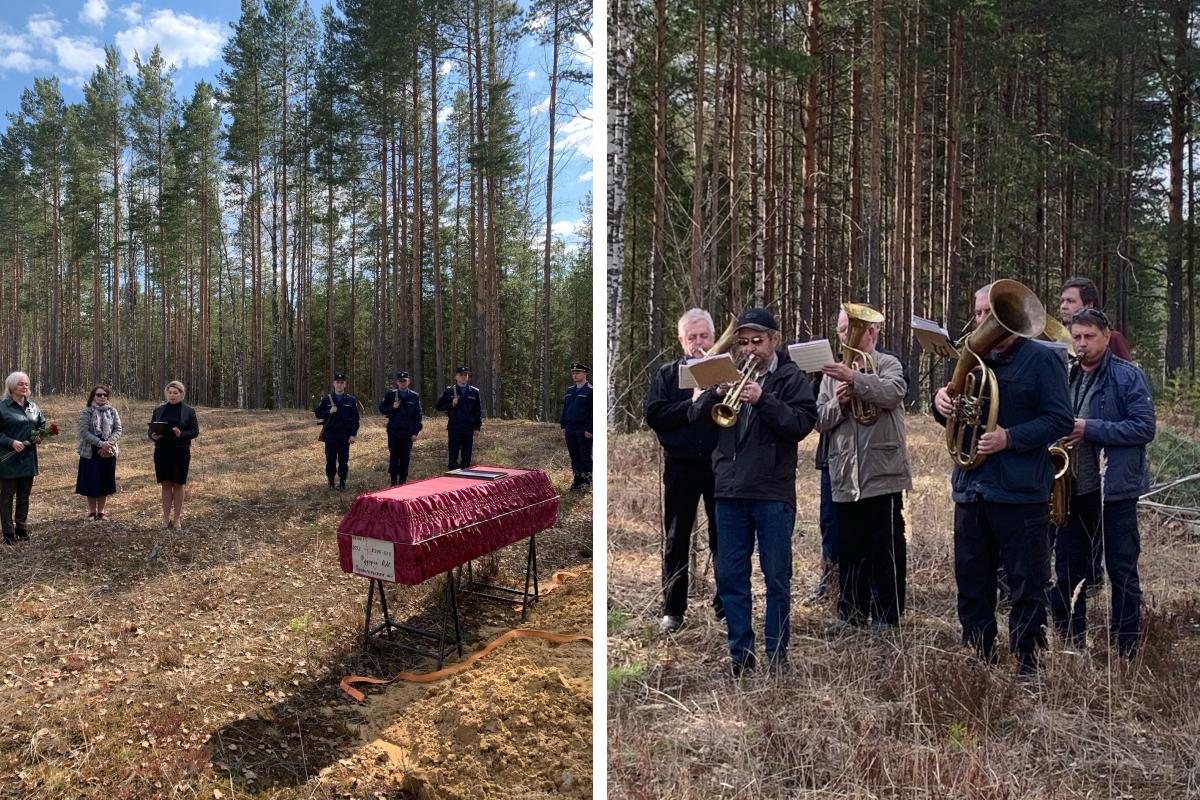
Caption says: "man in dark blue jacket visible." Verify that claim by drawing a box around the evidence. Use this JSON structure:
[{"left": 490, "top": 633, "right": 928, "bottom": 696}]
[
  {"left": 379, "top": 371, "right": 423, "bottom": 486},
  {"left": 1051, "top": 308, "right": 1154, "bottom": 657},
  {"left": 646, "top": 309, "right": 722, "bottom": 634},
  {"left": 934, "top": 315, "right": 1074, "bottom": 677},
  {"left": 690, "top": 308, "right": 818, "bottom": 675},
  {"left": 560, "top": 362, "right": 593, "bottom": 492},
  {"left": 315, "top": 372, "right": 360, "bottom": 491},
  {"left": 436, "top": 367, "right": 483, "bottom": 470}
]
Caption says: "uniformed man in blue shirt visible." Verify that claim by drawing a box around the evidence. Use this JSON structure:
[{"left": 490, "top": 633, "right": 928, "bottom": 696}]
[
  {"left": 315, "top": 372, "right": 360, "bottom": 490},
  {"left": 435, "top": 366, "right": 483, "bottom": 470},
  {"left": 560, "top": 362, "right": 593, "bottom": 492},
  {"left": 380, "top": 371, "right": 423, "bottom": 485}
]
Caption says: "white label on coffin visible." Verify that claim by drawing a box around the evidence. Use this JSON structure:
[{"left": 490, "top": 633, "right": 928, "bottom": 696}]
[{"left": 351, "top": 536, "right": 396, "bottom": 582}]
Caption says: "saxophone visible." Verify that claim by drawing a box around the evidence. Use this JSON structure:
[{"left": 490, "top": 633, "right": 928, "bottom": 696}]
[{"left": 1049, "top": 439, "right": 1072, "bottom": 528}]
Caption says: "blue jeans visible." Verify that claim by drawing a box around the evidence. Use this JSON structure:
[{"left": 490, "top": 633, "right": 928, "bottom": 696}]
[
  {"left": 1050, "top": 492, "right": 1141, "bottom": 655},
  {"left": 819, "top": 467, "right": 838, "bottom": 563},
  {"left": 716, "top": 498, "right": 795, "bottom": 664}
]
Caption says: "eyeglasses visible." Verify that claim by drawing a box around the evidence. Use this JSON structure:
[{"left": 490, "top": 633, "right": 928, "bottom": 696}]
[
  {"left": 94, "top": 392, "right": 108, "bottom": 397},
  {"left": 1071, "top": 307, "right": 1110, "bottom": 326},
  {"left": 737, "top": 336, "right": 768, "bottom": 346}
]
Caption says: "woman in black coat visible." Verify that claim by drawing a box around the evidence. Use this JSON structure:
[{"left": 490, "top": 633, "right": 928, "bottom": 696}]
[{"left": 149, "top": 380, "right": 200, "bottom": 530}]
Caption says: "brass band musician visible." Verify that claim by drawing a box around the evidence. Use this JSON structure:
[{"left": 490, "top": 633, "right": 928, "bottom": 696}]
[{"left": 816, "top": 304, "right": 911, "bottom": 629}]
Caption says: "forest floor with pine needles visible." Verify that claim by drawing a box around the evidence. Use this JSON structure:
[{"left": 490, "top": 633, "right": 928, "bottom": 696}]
[
  {"left": 608, "top": 414, "right": 1200, "bottom": 799},
  {"left": 0, "top": 396, "right": 593, "bottom": 800}
]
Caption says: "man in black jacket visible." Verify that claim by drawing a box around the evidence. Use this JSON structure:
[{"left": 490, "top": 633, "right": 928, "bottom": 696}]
[
  {"left": 645, "top": 309, "right": 722, "bottom": 633},
  {"left": 315, "top": 372, "right": 360, "bottom": 490},
  {"left": 379, "top": 371, "right": 422, "bottom": 485},
  {"left": 933, "top": 284, "right": 1073, "bottom": 678},
  {"left": 436, "top": 367, "right": 483, "bottom": 470},
  {"left": 690, "top": 308, "right": 818, "bottom": 675}
]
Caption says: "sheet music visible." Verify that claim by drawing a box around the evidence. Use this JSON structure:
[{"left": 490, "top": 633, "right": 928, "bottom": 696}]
[
  {"left": 686, "top": 353, "right": 743, "bottom": 387},
  {"left": 911, "top": 315, "right": 959, "bottom": 358},
  {"left": 678, "top": 363, "right": 697, "bottom": 390},
  {"left": 787, "top": 339, "right": 837, "bottom": 372}
]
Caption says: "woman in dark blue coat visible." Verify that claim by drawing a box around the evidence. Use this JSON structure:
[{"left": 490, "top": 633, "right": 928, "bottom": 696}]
[{"left": 149, "top": 381, "right": 200, "bottom": 530}]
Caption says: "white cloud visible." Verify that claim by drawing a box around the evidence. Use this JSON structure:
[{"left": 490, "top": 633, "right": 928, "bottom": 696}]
[
  {"left": 119, "top": 3, "right": 142, "bottom": 24},
  {"left": 528, "top": 13, "right": 549, "bottom": 32},
  {"left": 27, "top": 14, "right": 62, "bottom": 40},
  {"left": 555, "top": 107, "right": 594, "bottom": 161},
  {"left": 577, "top": 169, "right": 592, "bottom": 183},
  {"left": 0, "top": 49, "right": 51, "bottom": 73},
  {"left": 52, "top": 34, "right": 106, "bottom": 77},
  {"left": 528, "top": 94, "right": 551, "bottom": 117},
  {"left": 80, "top": 0, "right": 109, "bottom": 26},
  {"left": 527, "top": 69, "right": 536, "bottom": 80},
  {"left": 551, "top": 219, "right": 581, "bottom": 238},
  {"left": 115, "top": 9, "right": 223, "bottom": 70},
  {"left": 571, "top": 32, "right": 593, "bottom": 68},
  {"left": 439, "top": 60, "right": 454, "bottom": 76},
  {"left": 0, "top": 31, "right": 31, "bottom": 52},
  {"left": 437, "top": 105, "right": 453, "bottom": 125}
]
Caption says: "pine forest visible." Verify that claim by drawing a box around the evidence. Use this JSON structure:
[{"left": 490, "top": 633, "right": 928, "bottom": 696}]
[
  {"left": 0, "top": 0, "right": 593, "bottom": 420},
  {"left": 607, "top": 0, "right": 1200, "bottom": 428}
]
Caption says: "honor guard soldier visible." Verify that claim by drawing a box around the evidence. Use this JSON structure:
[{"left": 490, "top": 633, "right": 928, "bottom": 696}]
[
  {"left": 380, "top": 371, "right": 423, "bottom": 485},
  {"left": 436, "top": 366, "right": 483, "bottom": 470},
  {"left": 315, "top": 372, "right": 360, "bottom": 490},
  {"left": 560, "top": 362, "right": 593, "bottom": 492}
]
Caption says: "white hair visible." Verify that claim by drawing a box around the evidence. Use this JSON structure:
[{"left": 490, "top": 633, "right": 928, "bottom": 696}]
[
  {"left": 677, "top": 308, "right": 715, "bottom": 338},
  {"left": 4, "top": 372, "right": 29, "bottom": 398}
]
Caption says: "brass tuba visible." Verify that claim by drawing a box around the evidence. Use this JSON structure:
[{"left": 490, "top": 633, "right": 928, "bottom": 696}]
[
  {"left": 1041, "top": 316, "right": 1078, "bottom": 362},
  {"left": 711, "top": 355, "right": 760, "bottom": 428},
  {"left": 841, "top": 302, "right": 886, "bottom": 425},
  {"left": 1049, "top": 440, "right": 1072, "bottom": 528},
  {"left": 945, "top": 279, "right": 1046, "bottom": 470},
  {"left": 705, "top": 314, "right": 741, "bottom": 358}
]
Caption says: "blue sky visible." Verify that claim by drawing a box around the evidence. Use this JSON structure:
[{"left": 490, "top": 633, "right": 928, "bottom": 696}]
[{"left": 0, "top": 0, "right": 593, "bottom": 245}]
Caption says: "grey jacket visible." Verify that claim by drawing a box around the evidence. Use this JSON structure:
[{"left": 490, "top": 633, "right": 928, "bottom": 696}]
[
  {"left": 77, "top": 405, "right": 123, "bottom": 459},
  {"left": 816, "top": 349, "right": 912, "bottom": 502}
]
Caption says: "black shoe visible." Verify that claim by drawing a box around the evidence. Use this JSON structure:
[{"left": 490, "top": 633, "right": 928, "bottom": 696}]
[
  {"left": 338, "top": 482, "right": 347, "bottom": 491},
  {"left": 389, "top": 475, "right": 399, "bottom": 486},
  {"left": 14, "top": 529, "right": 28, "bottom": 542},
  {"left": 767, "top": 652, "right": 789, "bottom": 675},
  {"left": 568, "top": 473, "right": 583, "bottom": 492},
  {"left": 2, "top": 535, "right": 14, "bottom": 546},
  {"left": 730, "top": 653, "right": 757, "bottom": 678},
  {"left": 1016, "top": 651, "right": 1040, "bottom": 680}
]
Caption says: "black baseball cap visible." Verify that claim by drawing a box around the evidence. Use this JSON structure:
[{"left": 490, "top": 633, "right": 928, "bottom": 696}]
[
  {"left": 395, "top": 371, "right": 409, "bottom": 380},
  {"left": 333, "top": 372, "right": 347, "bottom": 381},
  {"left": 736, "top": 308, "right": 779, "bottom": 332},
  {"left": 455, "top": 366, "right": 471, "bottom": 375},
  {"left": 570, "top": 362, "right": 590, "bottom": 372}
]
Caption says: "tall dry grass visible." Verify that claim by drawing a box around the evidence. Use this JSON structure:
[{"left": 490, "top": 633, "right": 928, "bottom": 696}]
[{"left": 608, "top": 417, "right": 1200, "bottom": 799}]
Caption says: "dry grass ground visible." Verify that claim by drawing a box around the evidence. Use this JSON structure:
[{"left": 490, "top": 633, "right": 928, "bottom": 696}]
[
  {"left": 608, "top": 415, "right": 1200, "bottom": 799},
  {"left": 0, "top": 396, "right": 593, "bottom": 800}
]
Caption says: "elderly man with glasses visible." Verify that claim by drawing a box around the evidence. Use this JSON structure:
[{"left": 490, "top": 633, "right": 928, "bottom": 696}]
[
  {"left": 1050, "top": 307, "right": 1155, "bottom": 657},
  {"left": 689, "top": 308, "right": 818, "bottom": 676}
]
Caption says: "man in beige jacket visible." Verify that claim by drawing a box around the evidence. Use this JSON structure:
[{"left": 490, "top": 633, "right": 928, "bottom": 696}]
[{"left": 816, "top": 307, "right": 912, "bottom": 629}]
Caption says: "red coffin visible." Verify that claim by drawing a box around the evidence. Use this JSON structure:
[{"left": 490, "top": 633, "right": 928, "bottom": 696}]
[{"left": 335, "top": 467, "right": 559, "bottom": 586}]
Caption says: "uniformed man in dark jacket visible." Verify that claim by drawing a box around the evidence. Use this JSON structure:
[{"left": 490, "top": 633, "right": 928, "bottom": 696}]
[
  {"left": 560, "top": 362, "right": 593, "bottom": 492},
  {"left": 435, "top": 366, "right": 483, "bottom": 470},
  {"left": 646, "top": 309, "right": 722, "bottom": 634},
  {"left": 689, "top": 308, "right": 819, "bottom": 675},
  {"left": 315, "top": 372, "right": 360, "bottom": 490},
  {"left": 380, "top": 371, "right": 423, "bottom": 485}
]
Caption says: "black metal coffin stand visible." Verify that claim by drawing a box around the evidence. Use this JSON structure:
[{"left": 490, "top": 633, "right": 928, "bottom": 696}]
[{"left": 360, "top": 534, "right": 539, "bottom": 669}]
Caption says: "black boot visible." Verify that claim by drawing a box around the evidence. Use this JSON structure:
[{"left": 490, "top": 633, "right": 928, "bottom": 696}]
[
  {"left": 338, "top": 480, "right": 347, "bottom": 491},
  {"left": 569, "top": 473, "right": 582, "bottom": 492},
  {"left": 327, "top": 478, "right": 336, "bottom": 490},
  {"left": 582, "top": 472, "right": 593, "bottom": 488},
  {"left": 390, "top": 474, "right": 399, "bottom": 487},
  {"left": 15, "top": 527, "right": 28, "bottom": 542}
]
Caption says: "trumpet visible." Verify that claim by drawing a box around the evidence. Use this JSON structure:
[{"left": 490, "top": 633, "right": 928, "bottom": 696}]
[
  {"left": 711, "top": 355, "right": 760, "bottom": 428},
  {"left": 1049, "top": 439, "right": 1072, "bottom": 528},
  {"left": 945, "top": 279, "right": 1045, "bottom": 470},
  {"left": 841, "top": 302, "right": 885, "bottom": 425}
]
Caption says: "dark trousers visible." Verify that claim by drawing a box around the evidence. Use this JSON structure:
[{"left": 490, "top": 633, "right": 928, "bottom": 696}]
[
  {"left": 564, "top": 429, "right": 592, "bottom": 474},
  {"left": 447, "top": 428, "right": 474, "bottom": 470},
  {"left": 324, "top": 440, "right": 350, "bottom": 483},
  {"left": 716, "top": 499, "right": 795, "bottom": 664},
  {"left": 819, "top": 467, "right": 838, "bottom": 563},
  {"left": 0, "top": 477, "right": 34, "bottom": 538},
  {"left": 835, "top": 492, "right": 906, "bottom": 625},
  {"left": 1050, "top": 492, "right": 1141, "bottom": 656},
  {"left": 387, "top": 432, "right": 413, "bottom": 484},
  {"left": 661, "top": 457, "right": 719, "bottom": 618},
  {"left": 954, "top": 500, "right": 1051, "bottom": 661}
]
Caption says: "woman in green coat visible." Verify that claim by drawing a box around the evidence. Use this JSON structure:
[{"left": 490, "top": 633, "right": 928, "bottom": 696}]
[{"left": 0, "top": 372, "right": 47, "bottom": 544}]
